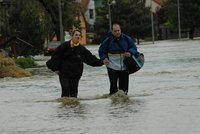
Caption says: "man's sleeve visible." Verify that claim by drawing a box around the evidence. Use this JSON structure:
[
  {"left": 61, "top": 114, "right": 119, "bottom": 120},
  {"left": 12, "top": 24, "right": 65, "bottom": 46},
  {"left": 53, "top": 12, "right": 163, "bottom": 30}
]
[
  {"left": 98, "top": 38, "right": 109, "bottom": 60},
  {"left": 127, "top": 37, "right": 138, "bottom": 55}
]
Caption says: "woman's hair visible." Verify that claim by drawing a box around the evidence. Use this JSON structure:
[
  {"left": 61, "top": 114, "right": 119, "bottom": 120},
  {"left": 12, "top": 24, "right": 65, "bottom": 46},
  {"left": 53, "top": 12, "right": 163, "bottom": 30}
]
[{"left": 71, "top": 29, "right": 82, "bottom": 36}]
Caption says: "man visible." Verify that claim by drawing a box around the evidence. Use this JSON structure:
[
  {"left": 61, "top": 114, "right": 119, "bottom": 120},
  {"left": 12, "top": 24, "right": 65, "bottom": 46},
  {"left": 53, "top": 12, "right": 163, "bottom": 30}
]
[
  {"left": 46, "top": 29, "right": 106, "bottom": 98},
  {"left": 99, "top": 23, "right": 138, "bottom": 95}
]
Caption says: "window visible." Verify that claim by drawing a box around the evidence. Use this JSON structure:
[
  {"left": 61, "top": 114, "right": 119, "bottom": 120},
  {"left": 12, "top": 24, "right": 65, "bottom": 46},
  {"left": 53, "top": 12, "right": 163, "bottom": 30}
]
[{"left": 89, "top": 9, "right": 94, "bottom": 19}]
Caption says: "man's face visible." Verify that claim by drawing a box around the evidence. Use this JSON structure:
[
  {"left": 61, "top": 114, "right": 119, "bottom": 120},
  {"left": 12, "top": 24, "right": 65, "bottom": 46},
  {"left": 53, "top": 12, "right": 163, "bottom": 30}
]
[{"left": 112, "top": 25, "right": 121, "bottom": 38}]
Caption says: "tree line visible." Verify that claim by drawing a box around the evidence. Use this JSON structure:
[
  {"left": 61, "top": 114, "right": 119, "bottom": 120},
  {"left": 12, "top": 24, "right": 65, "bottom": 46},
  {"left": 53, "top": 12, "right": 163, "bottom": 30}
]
[{"left": 0, "top": 0, "right": 199, "bottom": 56}]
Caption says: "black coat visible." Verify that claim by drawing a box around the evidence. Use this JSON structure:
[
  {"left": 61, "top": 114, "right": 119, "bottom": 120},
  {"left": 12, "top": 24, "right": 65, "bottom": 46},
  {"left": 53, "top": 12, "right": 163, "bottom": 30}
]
[{"left": 46, "top": 41, "right": 103, "bottom": 78}]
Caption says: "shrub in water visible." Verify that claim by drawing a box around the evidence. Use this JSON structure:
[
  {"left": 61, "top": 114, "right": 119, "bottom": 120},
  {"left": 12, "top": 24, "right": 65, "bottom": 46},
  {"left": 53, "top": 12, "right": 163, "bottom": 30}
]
[
  {"left": 15, "top": 57, "right": 37, "bottom": 68},
  {"left": 0, "top": 53, "right": 31, "bottom": 78}
]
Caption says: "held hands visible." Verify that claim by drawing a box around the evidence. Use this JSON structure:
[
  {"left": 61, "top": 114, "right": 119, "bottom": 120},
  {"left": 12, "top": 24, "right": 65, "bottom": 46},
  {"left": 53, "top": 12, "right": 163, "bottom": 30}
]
[
  {"left": 103, "top": 58, "right": 109, "bottom": 65},
  {"left": 124, "top": 52, "right": 131, "bottom": 57}
]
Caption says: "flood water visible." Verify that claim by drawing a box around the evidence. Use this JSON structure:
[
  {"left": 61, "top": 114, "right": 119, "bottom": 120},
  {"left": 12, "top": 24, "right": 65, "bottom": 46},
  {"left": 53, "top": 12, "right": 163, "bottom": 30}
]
[{"left": 0, "top": 39, "right": 200, "bottom": 134}]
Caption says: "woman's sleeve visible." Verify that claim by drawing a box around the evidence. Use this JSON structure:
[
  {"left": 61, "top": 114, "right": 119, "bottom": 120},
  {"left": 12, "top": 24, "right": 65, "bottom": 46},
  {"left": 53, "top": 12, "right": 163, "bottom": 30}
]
[
  {"left": 81, "top": 47, "right": 103, "bottom": 67},
  {"left": 46, "top": 43, "right": 66, "bottom": 71}
]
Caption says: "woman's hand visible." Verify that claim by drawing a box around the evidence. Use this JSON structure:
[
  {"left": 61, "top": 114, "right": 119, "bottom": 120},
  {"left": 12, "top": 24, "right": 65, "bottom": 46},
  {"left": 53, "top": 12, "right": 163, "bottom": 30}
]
[{"left": 103, "top": 58, "right": 109, "bottom": 65}]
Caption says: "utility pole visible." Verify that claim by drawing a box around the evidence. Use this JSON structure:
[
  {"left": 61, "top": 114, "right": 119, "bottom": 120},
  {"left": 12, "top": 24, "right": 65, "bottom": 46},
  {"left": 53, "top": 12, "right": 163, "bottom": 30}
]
[
  {"left": 107, "top": 0, "right": 116, "bottom": 31},
  {"left": 177, "top": 0, "right": 181, "bottom": 39},
  {"left": 58, "top": 0, "right": 64, "bottom": 43},
  {"left": 151, "top": 0, "right": 155, "bottom": 44}
]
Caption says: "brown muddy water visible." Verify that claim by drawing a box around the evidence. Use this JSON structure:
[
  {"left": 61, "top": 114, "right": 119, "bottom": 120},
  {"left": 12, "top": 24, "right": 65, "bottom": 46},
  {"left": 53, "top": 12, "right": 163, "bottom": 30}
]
[{"left": 0, "top": 39, "right": 200, "bottom": 134}]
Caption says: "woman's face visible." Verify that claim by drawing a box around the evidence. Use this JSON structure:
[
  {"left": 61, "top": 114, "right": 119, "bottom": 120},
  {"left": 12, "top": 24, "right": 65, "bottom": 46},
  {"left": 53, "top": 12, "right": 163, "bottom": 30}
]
[{"left": 72, "top": 31, "right": 82, "bottom": 43}]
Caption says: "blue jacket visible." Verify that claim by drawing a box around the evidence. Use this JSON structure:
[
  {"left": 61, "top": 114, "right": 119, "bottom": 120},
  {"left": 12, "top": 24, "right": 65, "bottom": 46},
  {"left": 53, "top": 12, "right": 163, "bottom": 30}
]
[{"left": 99, "top": 33, "right": 138, "bottom": 70}]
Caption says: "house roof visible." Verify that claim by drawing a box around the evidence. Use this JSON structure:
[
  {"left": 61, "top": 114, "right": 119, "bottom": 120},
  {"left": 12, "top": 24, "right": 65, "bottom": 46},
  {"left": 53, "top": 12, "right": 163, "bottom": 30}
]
[
  {"left": 81, "top": 0, "right": 90, "bottom": 8},
  {"left": 153, "top": 0, "right": 162, "bottom": 5}
]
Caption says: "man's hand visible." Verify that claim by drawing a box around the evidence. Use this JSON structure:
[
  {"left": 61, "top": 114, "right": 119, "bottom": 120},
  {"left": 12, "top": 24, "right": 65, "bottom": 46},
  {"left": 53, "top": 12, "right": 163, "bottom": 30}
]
[
  {"left": 124, "top": 52, "right": 131, "bottom": 57},
  {"left": 103, "top": 58, "right": 109, "bottom": 65}
]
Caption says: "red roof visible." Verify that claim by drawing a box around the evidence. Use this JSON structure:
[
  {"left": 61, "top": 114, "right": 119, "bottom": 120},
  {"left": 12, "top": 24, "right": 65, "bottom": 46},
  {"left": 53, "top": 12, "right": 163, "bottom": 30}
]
[
  {"left": 153, "top": 0, "right": 161, "bottom": 5},
  {"left": 81, "top": 0, "right": 90, "bottom": 8}
]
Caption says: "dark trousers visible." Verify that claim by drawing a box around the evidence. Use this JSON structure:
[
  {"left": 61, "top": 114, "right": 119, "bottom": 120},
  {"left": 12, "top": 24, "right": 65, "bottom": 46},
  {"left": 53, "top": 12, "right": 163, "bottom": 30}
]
[
  {"left": 107, "top": 68, "right": 129, "bottom": 95},
  {"left": 59, "top": 76, "right": 80, "bottom": 98}
]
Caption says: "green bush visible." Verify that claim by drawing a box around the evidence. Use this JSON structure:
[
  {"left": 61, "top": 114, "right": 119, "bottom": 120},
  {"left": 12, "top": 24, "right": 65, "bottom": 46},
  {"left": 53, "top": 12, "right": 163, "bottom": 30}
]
[{"left": 15, "top": 57, "right": 37, "bottom": 68}]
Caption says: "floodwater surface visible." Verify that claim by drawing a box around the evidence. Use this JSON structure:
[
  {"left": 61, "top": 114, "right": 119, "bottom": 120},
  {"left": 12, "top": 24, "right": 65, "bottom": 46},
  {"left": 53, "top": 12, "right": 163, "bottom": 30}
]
[{"left": 0, "top": 39, "right": 200, "bottom": 134}]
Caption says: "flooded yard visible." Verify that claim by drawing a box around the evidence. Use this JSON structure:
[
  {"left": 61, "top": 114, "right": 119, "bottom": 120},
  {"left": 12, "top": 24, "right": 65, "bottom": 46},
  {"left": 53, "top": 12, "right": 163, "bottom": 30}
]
[{"left": 0, "top": 39, "right": 200, "bottom": 134}]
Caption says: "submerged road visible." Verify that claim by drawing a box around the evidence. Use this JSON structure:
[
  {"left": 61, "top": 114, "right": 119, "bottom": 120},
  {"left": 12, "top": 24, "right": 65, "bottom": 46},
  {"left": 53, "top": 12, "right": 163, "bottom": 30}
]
[{"left": 0, "top": 39, "right": 200, "bottom": 134}]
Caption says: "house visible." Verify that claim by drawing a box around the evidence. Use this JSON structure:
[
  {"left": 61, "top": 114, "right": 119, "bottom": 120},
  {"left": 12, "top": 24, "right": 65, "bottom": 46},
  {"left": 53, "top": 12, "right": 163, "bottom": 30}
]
[
  {"left": 81, "top": 0, "right": 96, "bottom": 30},
  {"left": 79, "top": 0, "right": 96, "bottom": 44},
  {"left": 53, "top": 0, "right": 88, "bottom": 45},
  {"left": 145, "top": 0, "right": 162, "bottom": 12},
  {"left": 79, "top": 0, "right": 164, "bottom": 43},
  {"left": 69, "top": 0, "right": 193, "bottom": 43}
]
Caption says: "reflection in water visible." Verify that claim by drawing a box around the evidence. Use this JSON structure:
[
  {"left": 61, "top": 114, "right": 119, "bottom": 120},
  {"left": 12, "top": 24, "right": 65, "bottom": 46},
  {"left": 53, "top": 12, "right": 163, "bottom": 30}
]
[
  {"left": 108, "top": 91, "right": 144, "bottom": 119},
  {"left": 108, "top": 98, "right": 142, "bottom": 118},
  {"left": 56, "top": 103, "right": 86, "bottom": 119}
]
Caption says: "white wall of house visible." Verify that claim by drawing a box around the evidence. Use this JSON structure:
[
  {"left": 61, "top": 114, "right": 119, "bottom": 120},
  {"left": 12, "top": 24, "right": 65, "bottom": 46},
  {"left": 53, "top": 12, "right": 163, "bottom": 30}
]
[
  {"left": 84, "top": 0, "right": 96, "bottom": 27},
  {"left": 145, "top": 0, "right": 161, "bottom": 12}
]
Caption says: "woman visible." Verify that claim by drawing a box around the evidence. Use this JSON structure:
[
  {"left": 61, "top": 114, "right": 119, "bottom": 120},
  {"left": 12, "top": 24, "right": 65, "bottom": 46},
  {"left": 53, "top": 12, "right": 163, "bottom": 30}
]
[{"left": 46, "top": 29, "right": 106, "bottom": 98}]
